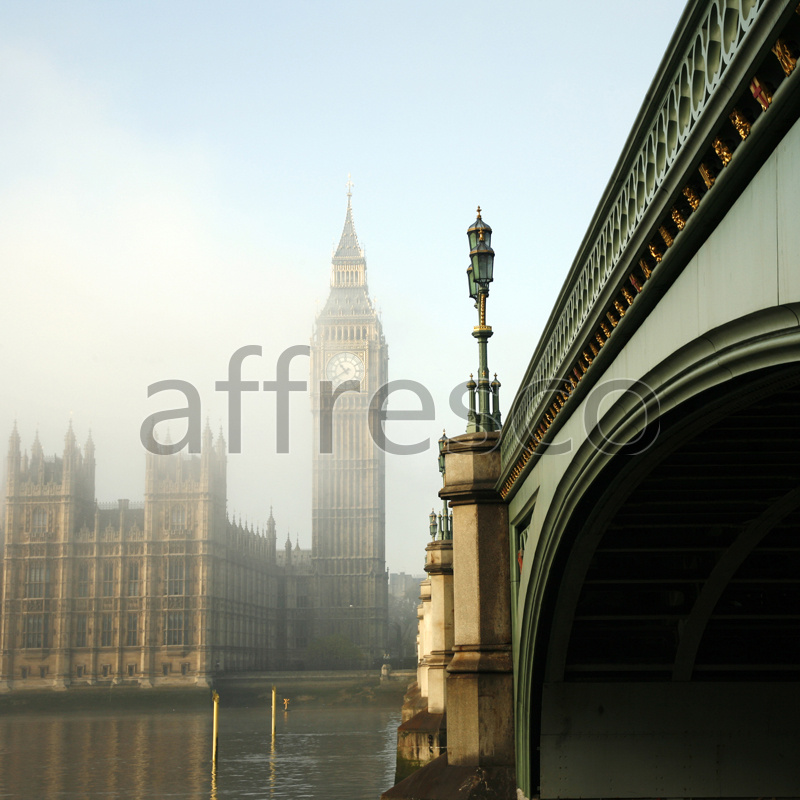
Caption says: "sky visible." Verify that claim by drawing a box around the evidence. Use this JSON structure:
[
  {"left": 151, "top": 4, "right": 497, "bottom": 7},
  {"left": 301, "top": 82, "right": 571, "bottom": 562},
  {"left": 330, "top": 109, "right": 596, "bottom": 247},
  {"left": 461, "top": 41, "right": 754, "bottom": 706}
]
[{"left": 0, "top": 0, "right": 686, "bottom": 576}]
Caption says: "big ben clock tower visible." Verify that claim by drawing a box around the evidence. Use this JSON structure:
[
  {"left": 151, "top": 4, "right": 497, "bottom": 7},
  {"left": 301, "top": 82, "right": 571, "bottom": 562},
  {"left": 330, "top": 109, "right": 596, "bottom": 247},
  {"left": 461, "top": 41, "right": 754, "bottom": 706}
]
[{"left": 310, "top": 182, "right": 388, "bottom": 665}]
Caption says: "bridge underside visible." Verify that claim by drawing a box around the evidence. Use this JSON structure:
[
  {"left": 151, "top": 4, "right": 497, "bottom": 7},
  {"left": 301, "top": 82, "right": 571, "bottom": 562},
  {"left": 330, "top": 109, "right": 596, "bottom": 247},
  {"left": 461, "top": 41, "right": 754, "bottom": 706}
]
[
  {"left": 538, "top": 365, "right": 800, "bottom": 798},
  {"left": 565, "top": 366, "right": 800, "bottom": 683}
]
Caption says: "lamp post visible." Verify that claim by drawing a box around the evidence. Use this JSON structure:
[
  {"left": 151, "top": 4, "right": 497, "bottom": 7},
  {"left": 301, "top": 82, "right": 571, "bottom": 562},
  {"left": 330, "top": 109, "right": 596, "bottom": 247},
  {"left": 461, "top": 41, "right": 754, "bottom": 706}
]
[
  {"left": 428, "top": 432, "right": 453, "bottom": 541},
  {"left": 465, "top": 207, "right": 501, "bottom": 433},
  {"left": 437, "top": 431, "right": 452, "bottom": 540}
]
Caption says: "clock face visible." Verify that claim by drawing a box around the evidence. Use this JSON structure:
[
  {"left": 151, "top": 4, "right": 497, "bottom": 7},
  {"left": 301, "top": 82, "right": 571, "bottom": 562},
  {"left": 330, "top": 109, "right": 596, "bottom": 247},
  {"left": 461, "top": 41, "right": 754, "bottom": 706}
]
[{"left": 326, "top": 352, "right": 365, "bottom": 387}]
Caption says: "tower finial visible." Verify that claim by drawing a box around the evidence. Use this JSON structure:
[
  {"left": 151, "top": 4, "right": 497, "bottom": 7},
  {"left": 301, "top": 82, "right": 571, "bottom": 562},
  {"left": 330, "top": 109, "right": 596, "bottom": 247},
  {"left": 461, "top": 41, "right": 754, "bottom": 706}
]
[
  {"left": 8, "top": 421, "right": 20, "bottom": 454},
  {"left": 331, "top": 178, "right": 365, "bottom": 284},
  {"left": 476, "top": 205, "right": 482, "bottom": 219},
  {"left": 64, "top": 419, "right": 77, "bottom": 452}
]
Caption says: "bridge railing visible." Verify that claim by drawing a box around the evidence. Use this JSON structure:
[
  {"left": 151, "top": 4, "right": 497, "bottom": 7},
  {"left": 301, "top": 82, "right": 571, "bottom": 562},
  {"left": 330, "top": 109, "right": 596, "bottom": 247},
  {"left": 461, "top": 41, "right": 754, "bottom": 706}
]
[{"left": 500, "top": 0, "right": 798, "bottom": 496}]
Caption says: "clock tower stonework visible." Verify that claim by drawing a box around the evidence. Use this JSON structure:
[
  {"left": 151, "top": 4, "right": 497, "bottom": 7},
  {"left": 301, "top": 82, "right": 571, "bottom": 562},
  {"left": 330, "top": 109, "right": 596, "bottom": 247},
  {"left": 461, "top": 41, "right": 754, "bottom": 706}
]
[{"left": 310, "top": 189, "right": 388, "bottom": 665}]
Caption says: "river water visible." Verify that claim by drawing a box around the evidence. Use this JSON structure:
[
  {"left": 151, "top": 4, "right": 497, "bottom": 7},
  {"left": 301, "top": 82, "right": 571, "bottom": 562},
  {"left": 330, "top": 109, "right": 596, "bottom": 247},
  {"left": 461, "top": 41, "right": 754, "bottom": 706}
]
[{"left": 0, "top": 704, "right": 399, "bottom": 799}]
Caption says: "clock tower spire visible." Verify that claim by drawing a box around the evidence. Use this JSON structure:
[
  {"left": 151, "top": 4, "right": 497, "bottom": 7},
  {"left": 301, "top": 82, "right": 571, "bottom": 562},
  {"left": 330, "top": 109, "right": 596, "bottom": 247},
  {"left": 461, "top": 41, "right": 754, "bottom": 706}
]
[
  {"left": 310, "top": 182, "right": 388, "bottom": 666},
  {"left": 331, "top": 175, "right": 367, "bottom": 289}
]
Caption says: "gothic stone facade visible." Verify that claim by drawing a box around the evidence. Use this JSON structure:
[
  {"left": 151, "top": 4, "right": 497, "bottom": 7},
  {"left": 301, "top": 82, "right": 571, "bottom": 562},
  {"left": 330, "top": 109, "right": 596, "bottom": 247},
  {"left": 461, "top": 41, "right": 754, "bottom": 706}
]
[
  {"left": 0, "top": 424, "right": 313, "bottom": 690},
  {"left": 0, "top": 196, "right": 388, "bottom": 690},
  {"left": 310, "top": 193, "right": 389, "bottom": 666}
]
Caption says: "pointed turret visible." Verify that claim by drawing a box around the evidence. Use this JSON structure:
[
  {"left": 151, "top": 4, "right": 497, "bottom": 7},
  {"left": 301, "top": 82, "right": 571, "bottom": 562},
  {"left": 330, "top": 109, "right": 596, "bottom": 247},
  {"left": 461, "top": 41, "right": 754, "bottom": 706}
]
[
  {"left": 331, "top": 176, "right": 367, "bottom": 288},
  {"left": 64, "top": 420, "right": 77, "bottom": 454},
  {"left": 201, "top": 418, "right": 214, "bottom": 482},
  {"left": 31, "top": 430, "right": 43, "bottom": 462},
  {"left": 285, "top": 529, "right": 293, "bottom": 564},
  {"left": 83, "top": 430, "right": 96, "bottom": 499},
  {"left": 334, "top": 196, "right": 363, "bottom": 260},
  {"left": 266, "top": 506, "right": 277, "bottom": 561},
  {"left": 84, "top": 430, "right": 95, "bottom": 460},
  {"left": 62, "top": 420, "right": 78, "bottom": 490},
  {"left": 30, "top": 430, "right": 45, "bottom": 482},
  {"left": 6, "top": 423, "right": 21, "bottom": 494},
  {"left": 8, "top": 422, "right": 20, "bottom": 455}
]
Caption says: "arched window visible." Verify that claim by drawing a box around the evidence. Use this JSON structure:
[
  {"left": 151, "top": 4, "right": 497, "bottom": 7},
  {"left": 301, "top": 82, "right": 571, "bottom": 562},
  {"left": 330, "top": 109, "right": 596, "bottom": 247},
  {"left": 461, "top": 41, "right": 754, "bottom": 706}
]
[
  {"left": 127, "top": 562, "right": 140, "bottom": 596},
  {"left": 74, "top": 615, "right": 87, "bottom": 648},
  {"left": 100, "top": 613, "right": 113, "bottom": 647},
  {"left": 32, "top": 507, "right": 47, "bottom": 534},
  {"left": 164, "top": 611, "right": 189, "bottom": 645},
  {"left": 76, "top": 563, "right": 90, "bottom": 597},
  {"left": 102, "top": 562, "right": 115, "bottom": 596},
  {"left": 24, "top": 615, "right": 47, "bottom": 648},
  {"left": 25, "top": 562, "right": 48, "bottom": 598},
  {"left": 170, "top": 506, "right": 186, "bottom": 528},
  {"left": 167, "top": 560, "right": 185, "bottom": 595}
]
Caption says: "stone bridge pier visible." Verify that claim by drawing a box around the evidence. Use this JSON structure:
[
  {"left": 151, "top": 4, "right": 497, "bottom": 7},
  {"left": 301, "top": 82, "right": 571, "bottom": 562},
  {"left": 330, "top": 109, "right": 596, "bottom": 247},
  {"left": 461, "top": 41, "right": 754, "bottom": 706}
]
[{"left": 384, "top": 432, "right": 516, "bottom": 800}]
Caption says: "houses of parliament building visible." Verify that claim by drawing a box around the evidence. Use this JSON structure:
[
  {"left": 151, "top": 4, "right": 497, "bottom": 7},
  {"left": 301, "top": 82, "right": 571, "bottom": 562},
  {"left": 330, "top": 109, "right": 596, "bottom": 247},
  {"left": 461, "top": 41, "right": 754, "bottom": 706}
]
[{"left": 0, "top": 194, "right": 389, "bottom": 690}]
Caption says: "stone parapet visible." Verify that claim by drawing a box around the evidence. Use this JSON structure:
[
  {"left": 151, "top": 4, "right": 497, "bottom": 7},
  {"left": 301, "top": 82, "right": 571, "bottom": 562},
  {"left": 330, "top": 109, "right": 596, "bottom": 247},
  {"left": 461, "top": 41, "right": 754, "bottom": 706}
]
[
  {"left": 383, "top": 431, "right": 514, "bottom": 799},
  {"left": 417, "top": 579, "right": 431, "bottom": 701},
  {"left": 441, "top": 432, "right": 513, "bottom": 769},
  {"left": 423, "top": 541, "right": 453, "bottom": 715}
]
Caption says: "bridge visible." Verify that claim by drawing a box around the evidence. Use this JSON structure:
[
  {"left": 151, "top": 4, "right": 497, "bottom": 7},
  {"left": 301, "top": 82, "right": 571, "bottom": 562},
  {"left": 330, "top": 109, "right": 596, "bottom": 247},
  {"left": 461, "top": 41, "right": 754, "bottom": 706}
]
[
  {"left": 383, "top": 2, "right": 800, "bottom": 799},
  {"left": 499, "top": 1, "right": 800, "bottom": 797}
]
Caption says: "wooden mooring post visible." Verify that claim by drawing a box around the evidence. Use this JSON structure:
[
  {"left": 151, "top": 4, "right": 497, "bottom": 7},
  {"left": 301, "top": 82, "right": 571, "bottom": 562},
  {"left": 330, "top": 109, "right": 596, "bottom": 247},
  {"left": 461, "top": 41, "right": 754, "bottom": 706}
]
[
  {"left": 271, "top": 685, "right": 277, "bottom": 738},
  {"left": 212, "top": 690, "right": 220, "bottom": 764}
]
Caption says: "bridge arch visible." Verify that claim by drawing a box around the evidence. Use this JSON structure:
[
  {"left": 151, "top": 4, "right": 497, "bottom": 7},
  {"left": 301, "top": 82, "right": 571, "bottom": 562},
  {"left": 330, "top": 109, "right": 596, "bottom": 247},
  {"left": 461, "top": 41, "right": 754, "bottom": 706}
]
[
  {"left": 497, "top": 5, "right": 800, "bottom": 794},
  {"left": 516, "top": 308, "right": 800, "bottom": 797}
]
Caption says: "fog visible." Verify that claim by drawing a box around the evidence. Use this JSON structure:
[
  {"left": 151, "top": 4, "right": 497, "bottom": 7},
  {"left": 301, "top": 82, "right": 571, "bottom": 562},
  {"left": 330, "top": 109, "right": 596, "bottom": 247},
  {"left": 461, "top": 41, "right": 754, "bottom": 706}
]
[{"left": 0, "top": 1, "right": 684, "bottom": 574}]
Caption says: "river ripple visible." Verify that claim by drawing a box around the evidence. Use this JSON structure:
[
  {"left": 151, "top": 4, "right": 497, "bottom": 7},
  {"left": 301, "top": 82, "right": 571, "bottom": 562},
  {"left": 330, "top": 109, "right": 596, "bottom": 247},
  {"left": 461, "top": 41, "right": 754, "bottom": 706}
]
[{"left": 0, "top": 705, "right": 399, "bottom": 799}]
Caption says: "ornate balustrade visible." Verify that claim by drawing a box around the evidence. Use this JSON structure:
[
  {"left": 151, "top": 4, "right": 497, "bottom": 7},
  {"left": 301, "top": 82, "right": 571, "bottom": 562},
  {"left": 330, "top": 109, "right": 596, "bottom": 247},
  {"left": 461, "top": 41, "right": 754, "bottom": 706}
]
[
  {"left": 96, "top": 501, "right": 144, "bottom": 510},
  {"left": 500, "top": 0, "right": 800, "bottom": 497}
]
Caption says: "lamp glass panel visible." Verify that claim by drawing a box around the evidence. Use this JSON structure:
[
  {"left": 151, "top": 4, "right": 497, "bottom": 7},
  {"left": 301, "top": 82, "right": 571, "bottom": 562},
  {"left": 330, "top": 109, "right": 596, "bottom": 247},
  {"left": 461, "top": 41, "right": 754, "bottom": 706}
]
[
  {"left": 467, "top": 266, "right": 478, "bottom": 299},
  {"left": 472, "top": 250, "right": 494, "bottom": 283}
]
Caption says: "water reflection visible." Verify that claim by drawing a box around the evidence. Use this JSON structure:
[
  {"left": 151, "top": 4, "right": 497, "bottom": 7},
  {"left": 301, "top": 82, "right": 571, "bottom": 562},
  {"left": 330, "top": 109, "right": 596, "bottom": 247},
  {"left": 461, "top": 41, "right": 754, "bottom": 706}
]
[
  {"left": 268, "top": 733, "right": 276, "bottom": 798},
  {"left": 0, "top": 704, "right": 398, "bottom": 799}
]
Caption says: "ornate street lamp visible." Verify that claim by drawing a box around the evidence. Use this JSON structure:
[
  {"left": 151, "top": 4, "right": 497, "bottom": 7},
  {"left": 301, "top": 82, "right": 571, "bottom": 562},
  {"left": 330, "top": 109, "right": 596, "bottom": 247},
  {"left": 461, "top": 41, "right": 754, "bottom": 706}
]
[
  {"left": 437, "top": 430, "right": 447, "bottom": 474},
  {"left": 437, "top": 431, "right": 452, "bottom": 540},
  {"left": 427, "top": 433, "right": 453, "bottom": 542},
  {"left": 465, "top": 207, "right": 501, "bottom": 433}
]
